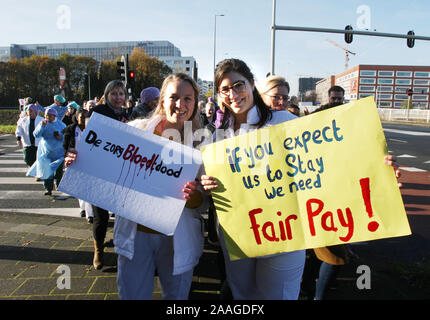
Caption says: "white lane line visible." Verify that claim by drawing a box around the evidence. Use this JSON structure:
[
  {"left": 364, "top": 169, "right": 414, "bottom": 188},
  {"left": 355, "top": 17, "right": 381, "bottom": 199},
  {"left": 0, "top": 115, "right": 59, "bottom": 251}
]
[
  {"left": 0, "top": 145, "right": 21, "bottom": 148},
  {"left": 0, "top": 191, "right": 73, "bottom": 199},
  {"left": 0, "top": 153, "right": 23, "bottom": 158},
  {"left": 0, "top": 160, "right": 26, "bottom": 164},
  {"left": 400, "top": 167, "right": 427, "bottom": 172},
  {"left": 383, "top": 128, "right": 430, "bottom": 136},
  {"left": 0, "top": 177, "right": 39, "bottom": 184},
  {"left": 0, "top": 209, "right": 113, "bottom": 221},
  {"left": 397, "top": 154, "right": 417, "bottom": 158},
  {"left": 389, "top": 138, "right": 407, "bottom": 143},
  {"left": 0, "top": 168, "right": 28, "bottom": 173}
]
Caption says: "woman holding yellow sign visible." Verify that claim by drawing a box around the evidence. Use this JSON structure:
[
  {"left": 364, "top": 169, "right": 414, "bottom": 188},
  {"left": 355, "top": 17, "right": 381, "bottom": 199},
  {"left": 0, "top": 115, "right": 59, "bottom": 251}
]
[
  {"left": 200, "top": 59, "right": 304, "bottom": 300},
  {"left": 200, "top": 59, "right": 402, "bottom": 300}
]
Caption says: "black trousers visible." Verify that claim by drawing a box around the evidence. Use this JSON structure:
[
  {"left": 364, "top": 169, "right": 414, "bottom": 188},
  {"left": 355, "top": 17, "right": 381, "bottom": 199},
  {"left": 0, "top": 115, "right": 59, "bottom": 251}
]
[
  {"left": 23, "top": 146, "right": 37, "bottom": 167},
  {"left": 92, "top": 206, "right": 110, "bottom": 243}
]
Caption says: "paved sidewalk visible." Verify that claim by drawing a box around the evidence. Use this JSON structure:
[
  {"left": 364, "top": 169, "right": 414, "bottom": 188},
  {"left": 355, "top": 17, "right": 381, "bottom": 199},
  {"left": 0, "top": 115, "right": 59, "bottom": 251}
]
[
  {"left": 1, "top": 209, "right": 430, "bottom": 300},
  {"left": 0, "top": 211, "right": 223, "bottom": 300}
]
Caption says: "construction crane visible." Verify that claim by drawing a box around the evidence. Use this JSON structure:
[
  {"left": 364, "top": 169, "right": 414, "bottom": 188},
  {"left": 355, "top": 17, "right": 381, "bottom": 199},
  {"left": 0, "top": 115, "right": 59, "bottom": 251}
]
[{"left": 326, "top": 39, "right": 356, "bottom": 70}]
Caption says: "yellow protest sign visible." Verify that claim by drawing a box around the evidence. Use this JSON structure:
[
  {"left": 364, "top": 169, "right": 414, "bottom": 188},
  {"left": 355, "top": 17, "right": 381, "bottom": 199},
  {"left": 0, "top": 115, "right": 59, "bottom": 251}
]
[{"left": 201, "top": 97, "right": 411, "bottom": 260}]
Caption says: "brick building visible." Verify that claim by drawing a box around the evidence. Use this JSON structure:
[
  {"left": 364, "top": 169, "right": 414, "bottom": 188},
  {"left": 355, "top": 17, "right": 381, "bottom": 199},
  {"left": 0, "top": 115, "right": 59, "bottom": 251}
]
[{"left": 316, "top": 65, "right": 430, "bottom": 108}]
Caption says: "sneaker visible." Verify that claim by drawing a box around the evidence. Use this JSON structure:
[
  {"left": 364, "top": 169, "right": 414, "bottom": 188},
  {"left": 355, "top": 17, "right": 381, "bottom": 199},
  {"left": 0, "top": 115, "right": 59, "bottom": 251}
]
[
  {"left": 87, "top": 217, "right": 93, "bottom": 224},
  {"left": 80, "top": 210, "right": 86, "bottom": 218},
  {"left": 44, "top": 190, "right": 52, "bottom": 196}
]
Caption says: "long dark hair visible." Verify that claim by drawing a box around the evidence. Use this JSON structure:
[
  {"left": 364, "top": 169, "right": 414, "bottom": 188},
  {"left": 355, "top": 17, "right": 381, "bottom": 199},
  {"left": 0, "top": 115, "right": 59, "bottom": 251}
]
[{"left": 214, "top": 58, "right": 272, "bottom": 128}]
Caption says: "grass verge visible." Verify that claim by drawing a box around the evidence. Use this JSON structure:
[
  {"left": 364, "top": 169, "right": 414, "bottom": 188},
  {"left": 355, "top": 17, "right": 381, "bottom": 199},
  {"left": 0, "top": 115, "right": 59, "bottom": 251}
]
[{"left": 0, "top": 125, "right": 16, "bottom": 134}]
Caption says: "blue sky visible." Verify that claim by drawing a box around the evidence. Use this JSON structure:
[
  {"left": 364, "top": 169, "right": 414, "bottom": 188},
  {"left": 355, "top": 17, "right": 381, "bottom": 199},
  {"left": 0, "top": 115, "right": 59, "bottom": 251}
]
[{"left": 1, "top": 0, "right": 430, "bottom": 95}]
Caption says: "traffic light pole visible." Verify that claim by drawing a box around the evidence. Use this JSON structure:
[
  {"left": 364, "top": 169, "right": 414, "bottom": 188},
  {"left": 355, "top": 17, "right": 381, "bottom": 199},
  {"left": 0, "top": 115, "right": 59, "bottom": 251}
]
[{"left": 270, "top": 1, "right": 430, "bottom": 75}]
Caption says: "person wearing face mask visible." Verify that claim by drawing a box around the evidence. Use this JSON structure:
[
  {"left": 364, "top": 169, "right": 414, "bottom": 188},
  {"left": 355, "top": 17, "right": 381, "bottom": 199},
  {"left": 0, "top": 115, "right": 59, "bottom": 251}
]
[
  {"left": 129, "top": 87, "right": 160, "bottom": 120},
  {"left": 65, "top": 80, "right": 128, "bottom": 270},
  {"left": 26, "top": 107, "right": 66, "bottom": 196}
]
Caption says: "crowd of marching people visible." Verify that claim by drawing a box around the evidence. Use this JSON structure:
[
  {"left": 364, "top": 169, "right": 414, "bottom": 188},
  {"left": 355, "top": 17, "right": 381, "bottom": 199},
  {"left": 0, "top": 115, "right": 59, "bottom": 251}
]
[{"left": 14, "top": 58, "right": 401, "bottom": 301}]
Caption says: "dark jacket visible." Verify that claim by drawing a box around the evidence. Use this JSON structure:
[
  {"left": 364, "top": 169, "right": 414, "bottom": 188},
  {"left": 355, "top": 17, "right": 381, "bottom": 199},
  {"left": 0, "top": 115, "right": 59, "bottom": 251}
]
[
  {"left": 62, "top": 123, "right": 79, "bottom": 156},
  {"left": 88, "top": 103, "right": 128, "bottom": 123},
  {"left": 129, "top": 103, "right": 153, "bottom": 120},
  {"left": 312, "top": 103, "right": 331, "bottom": 114}
]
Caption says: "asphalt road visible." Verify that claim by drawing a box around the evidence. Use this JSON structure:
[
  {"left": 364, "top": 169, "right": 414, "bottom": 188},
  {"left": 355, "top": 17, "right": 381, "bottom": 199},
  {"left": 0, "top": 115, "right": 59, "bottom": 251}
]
[{"left": 382, "top": 121, "right": 430, "bottom": 171}]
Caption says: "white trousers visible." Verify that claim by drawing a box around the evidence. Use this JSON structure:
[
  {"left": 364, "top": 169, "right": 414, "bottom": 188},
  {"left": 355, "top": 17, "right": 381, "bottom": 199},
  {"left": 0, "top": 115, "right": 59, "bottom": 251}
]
[
  {"left": 220, "top": 229, "right": 305, "bottom": 300},
  {"left": 78, "top": 199, "right": 94, "bottom": 218},
  {"left": 117, "top": 231, "right": 193, "bottom": 300}
]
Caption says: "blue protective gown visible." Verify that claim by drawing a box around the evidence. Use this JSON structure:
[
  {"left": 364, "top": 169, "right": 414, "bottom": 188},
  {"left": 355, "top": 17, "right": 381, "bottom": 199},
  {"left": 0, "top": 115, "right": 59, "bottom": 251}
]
[
  {"left": 26, "top": 120, "right": 66, "bottom": 179},
  {"left": 46, "top": 103, "right": 69, "bottom": 122}
]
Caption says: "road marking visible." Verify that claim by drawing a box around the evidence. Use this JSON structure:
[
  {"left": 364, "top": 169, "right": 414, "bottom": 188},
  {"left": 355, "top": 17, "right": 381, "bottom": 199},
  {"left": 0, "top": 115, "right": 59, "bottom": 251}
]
[
  {"left": 0, "top": 153, "right": 23, "bottom": 158},
  {"left": 0, "top": 145, "right": 21, "bottom": 148},
  {"left": 397, "top": 154, "right": 416, "bottom": 158},
  {"left": 400, "top": 167, "right": 427, "bottom": 172},
  {"left": 0, "top": 160, "right": 26, "bottom": 164},
  {"left": 0, "top": 177, "right": 39, "bottom": 184},
  {"left": 0, "top": 191, "right": 73, "bottom": 199},
  {"left": 383, "top": 128, "right": 430, "bottom": 136},
  {"left": 389, "top": 138, "right": 407, "bottom": 143},
  {"left": 0, "top": 168, "right": 28, "bottom": 173},
  {"left": 425, "top": 160, "right": 430, "bottom": 164}
]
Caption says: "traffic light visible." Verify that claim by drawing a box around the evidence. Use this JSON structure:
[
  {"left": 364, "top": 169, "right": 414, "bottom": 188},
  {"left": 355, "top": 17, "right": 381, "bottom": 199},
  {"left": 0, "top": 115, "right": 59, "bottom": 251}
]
[
  {"left": 116, "top": 55, "right": 127, "bottom": 84},
  {"left": 345, "top": 25, "right": 353, "bottom": 44},
  {"left": 407, "top": 30, "right": 415, "bottom": 48},
  {"left": 127, "top": 70, "right": 135, "bottom": 88},
  {"left": 128, "top": 70, "right": 135, "bottom": 82}
]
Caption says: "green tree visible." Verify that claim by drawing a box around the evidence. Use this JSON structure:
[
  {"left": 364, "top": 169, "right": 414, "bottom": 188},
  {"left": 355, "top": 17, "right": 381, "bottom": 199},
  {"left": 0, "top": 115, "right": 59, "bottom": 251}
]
[{"left": 128, "top": 47, "right": 171, "bottom": 99}]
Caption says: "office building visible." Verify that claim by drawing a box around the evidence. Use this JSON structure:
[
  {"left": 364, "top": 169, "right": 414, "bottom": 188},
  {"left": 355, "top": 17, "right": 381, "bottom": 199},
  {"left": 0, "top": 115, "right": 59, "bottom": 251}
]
[
  {"left": 1, "top": 41, "right": 197, "bottom": 79},
  {"left": 315, "top": 65, "right": 430, "bottom": 108},
  {"left": 298, "top": 77, "right": 323, "bottom": 95}
]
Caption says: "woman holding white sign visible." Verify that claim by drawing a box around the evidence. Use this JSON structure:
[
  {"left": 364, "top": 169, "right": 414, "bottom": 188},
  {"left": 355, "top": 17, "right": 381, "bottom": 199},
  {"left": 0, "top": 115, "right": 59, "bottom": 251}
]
[
  {"left": 113, "top": 73, "right": 208, "bottom": 300},
  {"left": 65, "top": 80, "right": 129, "bottom": 270}
]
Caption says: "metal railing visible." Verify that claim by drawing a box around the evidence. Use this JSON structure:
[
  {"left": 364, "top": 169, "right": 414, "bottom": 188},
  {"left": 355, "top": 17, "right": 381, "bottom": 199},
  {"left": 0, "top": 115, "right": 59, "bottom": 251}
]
[{"left": 378, "top": 108, "right": 430, "bottom": 123}]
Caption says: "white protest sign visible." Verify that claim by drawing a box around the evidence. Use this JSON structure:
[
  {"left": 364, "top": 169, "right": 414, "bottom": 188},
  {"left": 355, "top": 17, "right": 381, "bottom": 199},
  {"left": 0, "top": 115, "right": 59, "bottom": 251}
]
[{"left": 58, "top": 112, "right": 202, "bottom": 235}]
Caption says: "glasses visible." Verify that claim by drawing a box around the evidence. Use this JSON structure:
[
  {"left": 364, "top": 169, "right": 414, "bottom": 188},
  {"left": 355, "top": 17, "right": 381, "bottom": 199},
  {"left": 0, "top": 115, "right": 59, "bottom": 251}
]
[
  {"left": 218, "top": 80, "right": 247, "bottom": 97},
  {"left": 264, "top": 94, "right": 289, "bottom": 101}
]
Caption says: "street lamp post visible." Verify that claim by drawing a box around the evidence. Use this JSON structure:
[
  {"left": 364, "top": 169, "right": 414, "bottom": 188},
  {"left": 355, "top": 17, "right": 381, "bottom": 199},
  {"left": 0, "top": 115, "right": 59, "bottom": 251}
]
[{"left": 213, "top": 14, "right": 224, "bottom": 99}]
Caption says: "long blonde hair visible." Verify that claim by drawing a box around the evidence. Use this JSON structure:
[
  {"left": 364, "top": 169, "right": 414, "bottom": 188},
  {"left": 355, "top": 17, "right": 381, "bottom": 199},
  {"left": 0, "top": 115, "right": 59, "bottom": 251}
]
[
  {"left": 151, "top": 73, "right": 201, "bottom": 130},
  {"left": 131, "top": 73, "right": 203, "bottom": 146}
]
